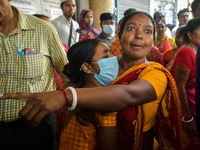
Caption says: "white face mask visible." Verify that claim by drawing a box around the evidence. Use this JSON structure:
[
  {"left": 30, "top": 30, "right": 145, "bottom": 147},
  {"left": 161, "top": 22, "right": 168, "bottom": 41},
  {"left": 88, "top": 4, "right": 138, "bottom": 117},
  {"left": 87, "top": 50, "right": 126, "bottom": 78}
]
[{"left": 102, "top": 25, "right": 115, "bottom": 35}]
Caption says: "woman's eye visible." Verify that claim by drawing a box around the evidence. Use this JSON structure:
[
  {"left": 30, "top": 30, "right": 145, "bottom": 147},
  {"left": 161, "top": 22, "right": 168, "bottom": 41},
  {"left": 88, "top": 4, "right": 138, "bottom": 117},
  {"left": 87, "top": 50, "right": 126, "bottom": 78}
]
[
  {"left": 127, "top": 27, "right": 135, "bottom": 31},
  {"left": 145, "top": 29, "right": 152, "bottom": 34}
]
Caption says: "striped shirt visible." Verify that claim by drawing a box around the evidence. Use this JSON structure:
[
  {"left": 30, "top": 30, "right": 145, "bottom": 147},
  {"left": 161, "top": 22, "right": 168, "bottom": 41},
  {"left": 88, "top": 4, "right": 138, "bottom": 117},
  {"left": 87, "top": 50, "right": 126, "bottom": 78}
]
[{"left": 0, "top": 7, "right": 68, "bottom": 122}]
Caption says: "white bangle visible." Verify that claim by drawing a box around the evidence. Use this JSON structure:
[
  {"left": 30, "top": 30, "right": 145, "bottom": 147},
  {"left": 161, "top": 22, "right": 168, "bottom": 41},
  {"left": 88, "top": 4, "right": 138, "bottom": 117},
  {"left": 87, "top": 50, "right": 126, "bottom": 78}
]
[
  {"left": 67, "top": 87, "right": 77, "bottom": 111},
  {"left": 182, "top": 116, "right": 194, "bottom": 123}
]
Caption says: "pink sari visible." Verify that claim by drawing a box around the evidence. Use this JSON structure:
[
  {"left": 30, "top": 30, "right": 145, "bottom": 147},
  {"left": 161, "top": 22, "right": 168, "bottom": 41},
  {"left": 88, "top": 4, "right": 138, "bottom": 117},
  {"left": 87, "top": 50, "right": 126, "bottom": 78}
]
[{"left": 186, "top": 78, "right": 196, "bottom": 118}]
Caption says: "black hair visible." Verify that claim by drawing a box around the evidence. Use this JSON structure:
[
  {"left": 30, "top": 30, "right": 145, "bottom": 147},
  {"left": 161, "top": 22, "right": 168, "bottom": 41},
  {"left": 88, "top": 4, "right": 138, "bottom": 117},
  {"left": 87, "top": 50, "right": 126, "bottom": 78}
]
[
  {"left": 100, "top": 13, "right": 115, "bottom": 23},
  {"left": 83, "top": 10, "right": 91, "bottom": 18},
  {"left": 60, "top": 2, "right": 65, "bottom": 9},
  {"left": 33, "top": 14, "right": 49, "bottom": 19},
  {"left": 166, "top": 24, "right": 175, "bottom": 31},
  {"left": 175, "top": 25, "right": 185, "bottom": 38},
  {"left": 177, "top": 25, "right": 185, "bottom": 33},
  {"left": 179, "top": 17, "right": 200, "bottom": 42},
  {"left": 153, "top": 11, "right": 164, "bottom": 20},
  {"left": 156, "top": 20, "right": 166, "bottom": 26},
  {"left": 124, "top": 8, "right": 136, "bottom": 17},
  {"left": 119, "top": 11, "right": 156, "bottom": 41},
  {"left": 177, "top": 8, "right": 189, "bottom": 18},
  {"left": 191, "top": 0, "right": 200, "bottom": 12},
  {"left": 63, "top": 39, "right": 102, "bottom": 85}
]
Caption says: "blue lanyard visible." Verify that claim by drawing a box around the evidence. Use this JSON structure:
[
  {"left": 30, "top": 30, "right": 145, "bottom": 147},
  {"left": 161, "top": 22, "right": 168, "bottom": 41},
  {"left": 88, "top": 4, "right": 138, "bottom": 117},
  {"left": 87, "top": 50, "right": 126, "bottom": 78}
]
[{"left": 17, "top": 46, "right": 24, "bottom": 59}]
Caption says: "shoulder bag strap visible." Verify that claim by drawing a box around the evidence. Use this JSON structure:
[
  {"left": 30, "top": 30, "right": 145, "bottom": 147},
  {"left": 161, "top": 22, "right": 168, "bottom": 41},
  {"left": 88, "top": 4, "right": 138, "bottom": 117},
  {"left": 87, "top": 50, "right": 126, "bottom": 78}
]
[{"left": 68, "top": 20, "right": 73, "bottom": 47}]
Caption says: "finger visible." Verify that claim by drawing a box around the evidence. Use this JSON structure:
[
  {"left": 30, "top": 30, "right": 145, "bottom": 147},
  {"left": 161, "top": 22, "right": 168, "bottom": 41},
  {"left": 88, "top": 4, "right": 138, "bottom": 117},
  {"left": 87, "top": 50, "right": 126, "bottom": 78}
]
[
  {"left": 86, "top": 111, "right": 100, "bottom": 127},
  {"left": 20, "top": 103, "right": 41, "bottom": 125},
  {"left": 185, "top": 128, "right": 197, "bottom": 137},
  {"left": 0, "top": 93, "right": 30, "bottom": 102},
  {"left": 31, "top": 110, "right": 50, "bottom": 128},
  {"left": 90, "top": 118, "right": 100, "bottom": 128},
  {"left": 76, "top": 117, "right": 90, "bottom": 126},
  {"left": 81, "top": 113, "right": 100, "bottom": 128},
  {"left": 25, "top": 104, "right": 31, "bottom": 111},
  {"left": 190, "top": 129, "right": 197, "bottom": 137},
  {"left": 20, "top": 104, "right": 33, "bottom": 119}
]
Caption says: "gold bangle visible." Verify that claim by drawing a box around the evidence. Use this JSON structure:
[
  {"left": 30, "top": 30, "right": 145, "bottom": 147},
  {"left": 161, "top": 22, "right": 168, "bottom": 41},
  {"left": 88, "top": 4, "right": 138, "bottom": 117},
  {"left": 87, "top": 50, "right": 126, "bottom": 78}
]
[{"left": 182, "top": 116, "right": 194, "bottom": 123}]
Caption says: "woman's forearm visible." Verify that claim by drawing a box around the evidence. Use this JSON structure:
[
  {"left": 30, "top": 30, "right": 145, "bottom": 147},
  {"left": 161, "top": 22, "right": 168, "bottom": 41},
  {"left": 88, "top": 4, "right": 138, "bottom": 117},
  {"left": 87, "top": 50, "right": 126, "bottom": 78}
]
[
  {"left": 66, "top": 79, "right": 156, "bottom": 112},
  {"left": 174, "top": 65, "right": 193, "bottom": 120},
  {"left": 177, "top": 85, "right": 193, "bottom": 120}
]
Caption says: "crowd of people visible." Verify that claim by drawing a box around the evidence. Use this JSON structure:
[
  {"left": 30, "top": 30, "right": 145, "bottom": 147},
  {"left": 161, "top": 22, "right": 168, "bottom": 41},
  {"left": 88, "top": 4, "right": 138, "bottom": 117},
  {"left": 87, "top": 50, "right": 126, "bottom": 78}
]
[{"left": 1, "top": 0, "right": 200, "bottom": 149}]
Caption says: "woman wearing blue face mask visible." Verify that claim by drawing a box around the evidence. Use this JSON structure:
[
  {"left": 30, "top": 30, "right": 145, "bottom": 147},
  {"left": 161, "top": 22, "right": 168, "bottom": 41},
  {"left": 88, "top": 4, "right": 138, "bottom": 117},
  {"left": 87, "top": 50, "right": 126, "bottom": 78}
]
[
  {"left": 0, "top": 11, "right": 184, "bottom": 150},
  {"left": 59, "top": 39, "right": 118, "bottom": 150}
]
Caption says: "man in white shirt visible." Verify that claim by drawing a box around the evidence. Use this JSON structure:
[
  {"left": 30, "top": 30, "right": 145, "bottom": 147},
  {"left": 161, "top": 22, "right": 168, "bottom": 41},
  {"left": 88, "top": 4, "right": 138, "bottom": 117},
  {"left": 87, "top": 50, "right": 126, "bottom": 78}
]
[
  {"left": 52, "top": 0, "right": 79, "bottom": 47},
  {"left": 171, "top": 8, "right": 189, "bottom": 39},
  {"left": 153, "top": 11, "right": 172, "bottom": 37}
]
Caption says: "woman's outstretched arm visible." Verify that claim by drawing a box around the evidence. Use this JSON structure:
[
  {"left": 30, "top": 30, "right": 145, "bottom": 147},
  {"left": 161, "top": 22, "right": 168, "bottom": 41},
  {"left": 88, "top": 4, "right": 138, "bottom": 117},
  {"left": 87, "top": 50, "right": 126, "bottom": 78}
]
[{"left": 0, "top": 79, "right": 156, "bottom": 127}]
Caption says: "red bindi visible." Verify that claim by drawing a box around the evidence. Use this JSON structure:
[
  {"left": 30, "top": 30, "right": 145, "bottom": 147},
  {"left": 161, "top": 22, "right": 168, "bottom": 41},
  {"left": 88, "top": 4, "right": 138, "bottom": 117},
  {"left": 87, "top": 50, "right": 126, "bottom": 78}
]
[{"left": 140, "top": 24, "right": 141, "bottom": 26}]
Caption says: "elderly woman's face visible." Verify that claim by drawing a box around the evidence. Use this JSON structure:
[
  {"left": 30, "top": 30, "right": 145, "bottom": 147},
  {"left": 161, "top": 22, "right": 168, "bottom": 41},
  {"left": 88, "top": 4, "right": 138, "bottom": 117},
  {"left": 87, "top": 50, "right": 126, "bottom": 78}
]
[
  {"left": 84, "top": 11, "right": 94, "bottom": 26},
  {"left": 120, "top": 14, "right": 154, "bottom": 61}
]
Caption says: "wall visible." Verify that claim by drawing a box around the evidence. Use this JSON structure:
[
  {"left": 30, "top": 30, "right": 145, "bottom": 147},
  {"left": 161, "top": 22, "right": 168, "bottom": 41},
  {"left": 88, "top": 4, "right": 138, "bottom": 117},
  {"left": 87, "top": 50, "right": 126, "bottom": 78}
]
[
  {"left": 77, "top": 0, "right": 89, "bottom": 20},
  {"left": 90, "top": 0, "right": 114, "bottom": 31},
  {"left": 10, "top": 0, "right": 62, "bottom": 20}
]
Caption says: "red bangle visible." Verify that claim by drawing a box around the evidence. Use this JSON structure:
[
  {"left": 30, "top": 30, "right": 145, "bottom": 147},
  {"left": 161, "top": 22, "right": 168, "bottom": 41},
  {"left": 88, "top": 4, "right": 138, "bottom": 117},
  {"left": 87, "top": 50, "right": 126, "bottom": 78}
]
[{"left": 60, "top": 88, "right": 69, "bottom": 111}]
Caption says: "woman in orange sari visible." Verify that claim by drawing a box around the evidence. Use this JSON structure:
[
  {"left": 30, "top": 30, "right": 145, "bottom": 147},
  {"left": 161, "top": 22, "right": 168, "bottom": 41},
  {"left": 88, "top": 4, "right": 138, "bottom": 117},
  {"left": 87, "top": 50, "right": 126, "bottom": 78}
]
[
  {"left": 110, "top": 18, "right": 123, "bottom": 57},
  {"left": 0, "top": 11, "right": 184, "bottom": 150}
]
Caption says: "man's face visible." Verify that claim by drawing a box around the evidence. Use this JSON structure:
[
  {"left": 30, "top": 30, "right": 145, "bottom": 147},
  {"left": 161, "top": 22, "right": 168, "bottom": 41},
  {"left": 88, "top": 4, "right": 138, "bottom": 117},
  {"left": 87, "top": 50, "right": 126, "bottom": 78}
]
[
  {"left": 0, "top": 0, "right": 12, "bottom": 23},
  {"left": 61, "top": 0, "right": 76, "bottom": 18},
  {"left": 178, "top": 11, "right": 189, "bottom": 25},
  {"left": 100, "top": 19, "right": 115, "bottom": 35},
  {"left": 155, "top": 12, "right": 165, "bottom": 22},
  {"left": 101, "top": 19, "right": 115, "bottom": 27},
  {"left": 193, "top": 3, "right": 200, "bottom": 18}
]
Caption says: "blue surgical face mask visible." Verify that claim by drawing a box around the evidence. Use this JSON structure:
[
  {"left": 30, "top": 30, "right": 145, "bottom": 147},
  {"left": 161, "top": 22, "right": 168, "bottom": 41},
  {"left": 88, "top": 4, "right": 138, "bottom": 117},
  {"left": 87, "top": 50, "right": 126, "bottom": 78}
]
[
  {"left": 91, "top": 56, "right": 119, "bottom": 86},
  {"left": 102, "top": 25, "right": 115, "bottom": 35}
]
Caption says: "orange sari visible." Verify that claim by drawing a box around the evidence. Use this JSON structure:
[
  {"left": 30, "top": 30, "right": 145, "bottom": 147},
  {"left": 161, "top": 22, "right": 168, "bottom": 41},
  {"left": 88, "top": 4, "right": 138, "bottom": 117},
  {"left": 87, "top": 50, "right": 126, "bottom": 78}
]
[
  {"left": 110, "top": 62, "right": 184, "bottom": 150},
  {"left": 111, "top": 19, "right": 123, "bottom": 57}
]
